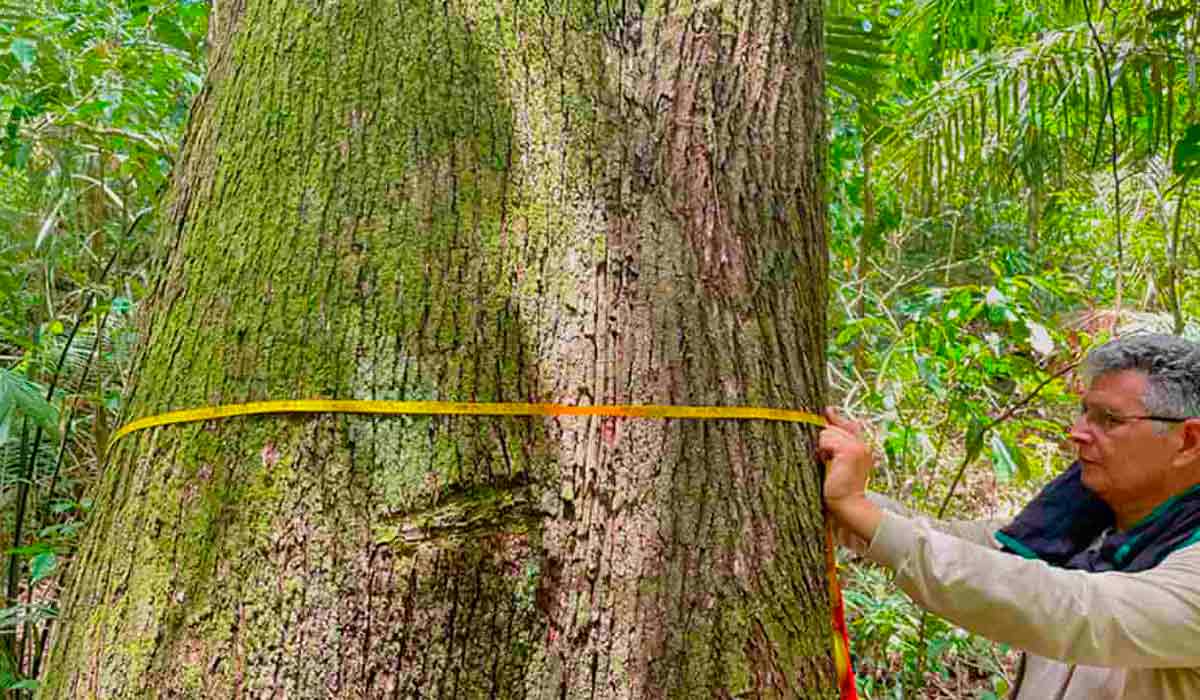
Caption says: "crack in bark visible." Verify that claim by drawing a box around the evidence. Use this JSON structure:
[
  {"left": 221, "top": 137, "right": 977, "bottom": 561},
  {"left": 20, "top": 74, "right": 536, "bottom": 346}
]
[{"left": 375, "top": 488, "right": 543, "bottom": 547}]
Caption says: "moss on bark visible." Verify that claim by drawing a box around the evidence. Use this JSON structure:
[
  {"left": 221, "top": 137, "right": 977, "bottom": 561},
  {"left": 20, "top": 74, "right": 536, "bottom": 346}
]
[{"left": 45, "top": 1, "right": 835, "bottom": 697}]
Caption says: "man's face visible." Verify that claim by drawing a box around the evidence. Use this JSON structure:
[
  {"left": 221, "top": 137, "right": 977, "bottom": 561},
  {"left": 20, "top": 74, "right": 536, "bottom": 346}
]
[{"left": 1069, "top": 370, "right": 1181, "bottom": 517}]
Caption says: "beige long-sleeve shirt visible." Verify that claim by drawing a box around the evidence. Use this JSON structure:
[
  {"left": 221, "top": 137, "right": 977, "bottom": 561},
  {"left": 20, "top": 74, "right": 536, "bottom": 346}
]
[{"left": 863, "top": 507, "right": 1200, "bottom": 699}]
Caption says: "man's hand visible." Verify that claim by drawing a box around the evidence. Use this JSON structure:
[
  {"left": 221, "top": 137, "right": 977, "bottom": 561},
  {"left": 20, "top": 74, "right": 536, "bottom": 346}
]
[{"left": 819, "top": 407, "right": 884, "bottom": 541}]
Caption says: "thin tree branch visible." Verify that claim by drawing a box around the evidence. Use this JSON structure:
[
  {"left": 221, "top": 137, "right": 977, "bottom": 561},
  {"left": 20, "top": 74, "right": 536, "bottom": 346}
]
[{"left": 1083, "top": 0, "right": 1124, "bottom": 323}]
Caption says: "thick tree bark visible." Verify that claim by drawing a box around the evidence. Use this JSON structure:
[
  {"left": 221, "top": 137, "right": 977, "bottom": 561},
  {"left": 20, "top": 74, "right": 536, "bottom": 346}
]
[{"left": 44, "top": 1, "right": 833, "bottom": 697}]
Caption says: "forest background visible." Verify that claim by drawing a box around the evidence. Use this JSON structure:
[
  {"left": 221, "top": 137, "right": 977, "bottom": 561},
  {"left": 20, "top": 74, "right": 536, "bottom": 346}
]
[{"left": 0, "top": 0, "right": 1197, "bottom": 697}]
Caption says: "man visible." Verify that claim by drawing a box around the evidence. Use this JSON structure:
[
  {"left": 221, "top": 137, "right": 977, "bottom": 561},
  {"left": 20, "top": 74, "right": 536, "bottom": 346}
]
[{"left": 821, "top": 334, "right": 1200, "bottom": 699}]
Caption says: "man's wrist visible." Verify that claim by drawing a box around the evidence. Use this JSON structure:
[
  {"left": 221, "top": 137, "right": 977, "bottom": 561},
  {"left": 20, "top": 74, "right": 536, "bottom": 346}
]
[{"left": 828, "top": 494, "right": 884, "bottom": 542}]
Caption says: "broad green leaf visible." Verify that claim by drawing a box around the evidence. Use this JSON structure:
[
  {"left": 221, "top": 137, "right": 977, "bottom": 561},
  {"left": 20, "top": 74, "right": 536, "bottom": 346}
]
[
  {"left": 1149, "top": 7, "right": 1189, "bottom": 41},
  {"left": 74, "top": 99, "right": 110, "bottom": 119},
  {"left": 178, "top": 0, "right": 209, "bottom": 23},
  {"left": 989, "top": 433, "right": 1014, "bottom": 483},
  {"left": 29, "top": 551, "right": 56, "bottom": 583},
  {"left": 153, "top": 15, "right": 192, "bottom": 51},
  {"left": 9, "top": 38, "right": 36, "bottom": 71},
  {"left": 5, "top": 542, "right": 51, "bottom": 557},
  {"left": 915, "top": 356, "right": 945, "bottom": 398},
  {"left": 989, "top": 433, "right": 1029, "bottom": 483},
  {"left": 964, "top": 420, "right": 987, "bottom": 465},
  {"left": 0, "top": 370, "right": 58, "bottom": 437},
  {"left": 37, "top": 521, "right": 83, "bottom": 539},
  {"left": 0, "top": 387, "right": 12, "bottom": 443},
  {"left": 1172, "top": 124, "right": 1200, "bottom": 178},
  {"left": 1011, "top": 437, "right": 1031, "bottom": 480}
]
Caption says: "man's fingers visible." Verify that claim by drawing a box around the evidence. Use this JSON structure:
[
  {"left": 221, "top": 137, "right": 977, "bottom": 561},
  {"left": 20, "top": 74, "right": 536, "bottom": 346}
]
[
  {"left": 824, "top": 407, "right": 864, "bottom": 437},
  {"left": 818, "top": 427, "right": 858, "bottom": 460},
  {"left": 818, "top": 426, "right": 849, "bottom": 448}
]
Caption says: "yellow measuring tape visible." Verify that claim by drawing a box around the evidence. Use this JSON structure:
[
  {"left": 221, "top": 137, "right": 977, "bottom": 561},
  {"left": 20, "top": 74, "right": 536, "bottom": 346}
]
[
  {"left": 109, "top": 398, "right": 851, "bottom": 695},
  {"left": 111, "top": 400, "right": 828, "bottom": 445}
]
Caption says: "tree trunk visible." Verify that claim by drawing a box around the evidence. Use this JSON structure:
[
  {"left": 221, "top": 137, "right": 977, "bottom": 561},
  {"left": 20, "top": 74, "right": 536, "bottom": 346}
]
[{"left": 44, "top": 1, "right": 834, "bottom": 697}]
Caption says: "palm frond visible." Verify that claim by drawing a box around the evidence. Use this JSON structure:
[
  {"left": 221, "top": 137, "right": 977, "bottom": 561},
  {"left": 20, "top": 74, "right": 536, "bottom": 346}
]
[
  {"left": 0, "top": 370, "right": 57, "bottom": 444},
  {"left": 877, "top": 25, "right": 1130, "bottom": 203},
  {"left": 826, "top": 14, "right": 893, "bottom": 103}
]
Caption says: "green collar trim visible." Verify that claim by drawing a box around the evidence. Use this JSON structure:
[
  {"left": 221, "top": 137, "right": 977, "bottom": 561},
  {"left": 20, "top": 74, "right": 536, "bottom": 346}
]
[
  {"left": 1126, "top": 483, "right": 1200, "bottom": 532},
  {"left": 1111, "top": 485, "right": 1200, "bottom": 565},
  {"left": 995, "top": 531, "right": 1040, "bottom": 560},
  {"left": 1114, "top": 534, "right": 1139, "bottom": 565},
  {"left": 1000, "top": 527, "right": 1200, "bottom": 567},
  {"left": 1176, "top": 528, "right": 1200, "bottom": 553}
]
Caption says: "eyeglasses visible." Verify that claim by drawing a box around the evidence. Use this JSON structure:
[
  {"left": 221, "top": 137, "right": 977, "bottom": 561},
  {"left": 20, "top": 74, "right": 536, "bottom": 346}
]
[{"left": 1077, "top": 404, "right": 1192, "bottom": 433}]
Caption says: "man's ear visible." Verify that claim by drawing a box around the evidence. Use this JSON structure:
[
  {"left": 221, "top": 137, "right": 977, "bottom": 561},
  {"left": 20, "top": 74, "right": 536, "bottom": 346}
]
[{"left": 1176, "top": 419, "right": 1200, "bottom": 466}]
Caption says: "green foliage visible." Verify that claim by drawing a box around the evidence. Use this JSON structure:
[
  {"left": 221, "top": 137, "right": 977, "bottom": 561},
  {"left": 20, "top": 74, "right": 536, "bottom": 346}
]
[
  {"left": 0, "top": 370, "right": 57, "bottom": 443},
  {"left": 827, "top": 0, "right": 1200, "bottom": 695},
  {"left": 844, "top": 560, "right": 1012, "bottom": 698},
  {"left": 830, "top": 265, "right": 1080, "bottom": 506},
  {"left": 1173, "top": 124, "right": 1200, "bottom": 178},
  {"left": 0, "top": 0, "right": 206, "bottom": 692},
  {"left": 827, "top": 13, "right": 894, "bottom": 103}
]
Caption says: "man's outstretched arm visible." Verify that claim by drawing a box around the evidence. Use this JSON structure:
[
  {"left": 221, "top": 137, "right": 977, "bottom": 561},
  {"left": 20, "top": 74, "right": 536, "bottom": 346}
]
[
  {"left": 868, "top": 509, "right": 1200, "bottom": 668},
  {"left": 819, "top": 407, "right": 1200, "bottom": 669}
]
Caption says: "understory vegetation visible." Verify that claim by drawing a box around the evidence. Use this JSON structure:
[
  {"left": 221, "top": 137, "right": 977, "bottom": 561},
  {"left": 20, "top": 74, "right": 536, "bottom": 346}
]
[{"left": 1, "top": 0, "right": 1197, "bottom": 696}]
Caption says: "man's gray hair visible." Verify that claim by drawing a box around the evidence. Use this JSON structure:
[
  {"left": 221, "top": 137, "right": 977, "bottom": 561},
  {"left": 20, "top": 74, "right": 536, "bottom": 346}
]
[{"left": 1085, "top": 334, "right": 1200, "bottom": 419}]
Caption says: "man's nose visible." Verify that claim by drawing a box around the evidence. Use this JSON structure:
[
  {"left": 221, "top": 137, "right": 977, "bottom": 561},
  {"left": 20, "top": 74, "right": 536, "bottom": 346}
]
[{"left": 1067, "top": 415, "right": 1093, "bottom": 446}]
